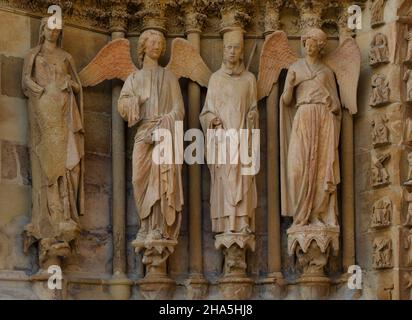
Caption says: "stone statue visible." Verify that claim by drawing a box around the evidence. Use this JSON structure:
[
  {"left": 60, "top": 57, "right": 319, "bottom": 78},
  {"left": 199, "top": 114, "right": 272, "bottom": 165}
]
[
  {"left": 199, "top": 28, "right": 258, "bottom": 299},
  {"left": 200, "top": 29, "right": 258, "bottom": 237},
  {"left": 22, "top": 18, "right": 84, "bottom": 271},
  {"left": 370, "top": 0, "right": 387, "bottom": 28},
  {"left": 256, "top": 28, "right": 360, "bottom": 296},
  {"left": 369, "top": 33, "right": 389, "bottom": 66},
  {"left": 370, "top": 73, "right": 390, "bottom": 107},
  {"left": 404, "top": 69, "right": 412, "bottom": 102},
  {"left": 79, "top": 29, "right": 211, "bottom": 299},
  {"left": 119, "top": 29, "right": 185, "bottom": 245}
]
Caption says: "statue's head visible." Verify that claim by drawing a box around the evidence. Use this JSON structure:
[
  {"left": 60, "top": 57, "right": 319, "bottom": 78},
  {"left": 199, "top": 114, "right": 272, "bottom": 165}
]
[
  {"left": 301, "top": 28, "right": 327, "bottom": 57},
  {"left": 137, "top": 29, "right": 166, "bottom": 68},
  {"left": 39, "top": 17, "right": 63, "bottom": 47},
  {"left": 223, "top": 28, "right": 244, "bottom": 66}
]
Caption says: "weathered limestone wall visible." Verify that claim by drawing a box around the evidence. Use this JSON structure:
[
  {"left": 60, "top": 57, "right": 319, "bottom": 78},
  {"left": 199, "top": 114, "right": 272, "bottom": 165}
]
[{"left": 0, "top": 0, "right": 411, "bottom": 300}]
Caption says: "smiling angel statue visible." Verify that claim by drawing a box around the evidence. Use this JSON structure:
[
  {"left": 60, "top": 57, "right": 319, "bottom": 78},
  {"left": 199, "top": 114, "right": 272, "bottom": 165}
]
[
  {"left": 257, "top": 28, "right": 360, "bottom": 277},
  {"left": 79, "top": 30, "right": 211, "bottom": 282}
]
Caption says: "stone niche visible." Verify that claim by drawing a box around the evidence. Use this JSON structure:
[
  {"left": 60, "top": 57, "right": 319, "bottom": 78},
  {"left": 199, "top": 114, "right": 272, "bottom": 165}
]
[{"left": 0, "top": 0, "right": 411, "bottom": 301}]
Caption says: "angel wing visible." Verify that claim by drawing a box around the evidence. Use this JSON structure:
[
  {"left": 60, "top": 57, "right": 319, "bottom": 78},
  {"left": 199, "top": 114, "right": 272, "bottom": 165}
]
[
  {"left": 324, "top": 38, "right": 361, "bottom": 115},
  {"left": 79, "top": 38, "right": 137, "bottom": 87},
  {"left": 166, "top": 38, "right": 212, "bottom": 88},
  {"left": 257, "top": 31, "right": 298, "bottom": 101}
]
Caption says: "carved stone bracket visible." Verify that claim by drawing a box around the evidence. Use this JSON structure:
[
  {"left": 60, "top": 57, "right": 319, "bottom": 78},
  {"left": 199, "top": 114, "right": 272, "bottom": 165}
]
[
  {"left": 287, "top": 225, "right": 339, "bottom": 299},
  {"left": 215, "top": 233, "right": 255, "bottom": 299},
  {"left": 132, "top": 239, "right": 177, "bottom": 299},
  {"left": 287, "top": 225, "right": 340, "bottom": 257}
]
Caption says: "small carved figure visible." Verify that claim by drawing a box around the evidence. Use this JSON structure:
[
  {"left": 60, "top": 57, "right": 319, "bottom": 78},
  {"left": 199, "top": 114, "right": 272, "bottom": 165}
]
[
  {"left": 369, "top": 33, "right": 389, "bottom": 66},
  {"left": 370, "top": 73, "right": 390, "bottom": 107},
  {"left": 403, "top": 190, "right": 412, "bottom": 226},
  {"left": 22, "top": 18, "right": 84, "bottom": 271},
  {"left": 404, "top": 69, "right": 412, "bottom": 102},
  {"left": 404, "top": 229, "right": 412, "bottom": 267},
  {"left": 371, "top": 114, "right": 390, "bottom": 148},
  {"left": 405, "top": 28, "right": 412, "bottom": 62},
  {"left": 373, "top": 237, "right": 392, "bottom": 269},
  {"left": 371, "top": 152, "right": 391, "bottom": 187},
  {"left": 371, "top": 198, "right": 392, "bottom": 228},
  {"left": 405, "top": 152, "right": 412, "bottom": 186}
]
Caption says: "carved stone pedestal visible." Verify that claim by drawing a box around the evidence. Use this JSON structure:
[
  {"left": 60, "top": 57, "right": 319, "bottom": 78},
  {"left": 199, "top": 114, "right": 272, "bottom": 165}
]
[
  {"left": 132, "top": 239, "right": 177, "bottom": 300},
  {"left": 39, "top": 238, "right": 72, "bottom": 270},
  {"left": 288, "top": 226, "right": 339, "bottom": 300},
  {"left": 185, "top": 274, "right": 209, "bottom": 300},
  {"left": 31, "top": 269, "right": 65, "bottom": 300},
  {"left": 215, "top": 233, "right": 255, "bottom": 300}
]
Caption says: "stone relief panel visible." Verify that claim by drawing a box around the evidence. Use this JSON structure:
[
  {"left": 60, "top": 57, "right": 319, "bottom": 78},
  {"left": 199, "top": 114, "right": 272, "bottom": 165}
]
[
  {"left": 369, "top": 33, "right": 389, "bottom": 67},
  {"left": 371, "top": 197, "right": 392, "bottom": 228},
  {"left": 373, "top": 236, "right": 393, "bottom": 269},
  {"left": 371, "top": 114, "right": 390, "bottom": 148},
  {"left": 370, "top": 73, "right": 390, "bottom": 108},
  {"left": 371, "top": 152, "right": 391, "bottom": 187}
]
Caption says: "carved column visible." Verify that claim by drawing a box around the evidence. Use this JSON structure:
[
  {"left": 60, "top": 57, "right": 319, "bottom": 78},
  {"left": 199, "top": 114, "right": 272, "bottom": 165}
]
[
  {"left": 336, "top": 1, "right": 357, "bottom": 276},
  {"left": 107, "top": 1, "right": 133, "bottom": 300},
  {"left": 180, "top": 1, "right": 209, "bottom": 300},
  {"left": 258, "top": 0, "right": 285, "bottom": 300}
]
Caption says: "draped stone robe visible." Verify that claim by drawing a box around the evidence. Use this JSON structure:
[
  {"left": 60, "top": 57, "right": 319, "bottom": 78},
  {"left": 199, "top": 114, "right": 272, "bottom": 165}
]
[
  {"left": 22, "top": 46, "right": 85, "bottom": 252},
  {"left": 118, "top": 66, "right": 184, "bottom": 241},
  {"left": 200, "top": 64, "right": 258, "bottom": 234},
  {"left": 280, "top": 59, "right": 341, "bottom": 228}
]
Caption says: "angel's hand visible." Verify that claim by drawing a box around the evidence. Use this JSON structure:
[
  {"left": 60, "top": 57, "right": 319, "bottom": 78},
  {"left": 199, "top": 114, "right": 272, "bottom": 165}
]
[
  {"left": 27, "top": 79, "right": 44, "bottom": 96},
  {"left": 211, "top": 117, "right": 222, "bottom": 128},
  {"left": 144, "top": 130, "right": 154, "bottom": 144},
  {"left": 286, "top": 70, "right": 296, "bottom": 89}
]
